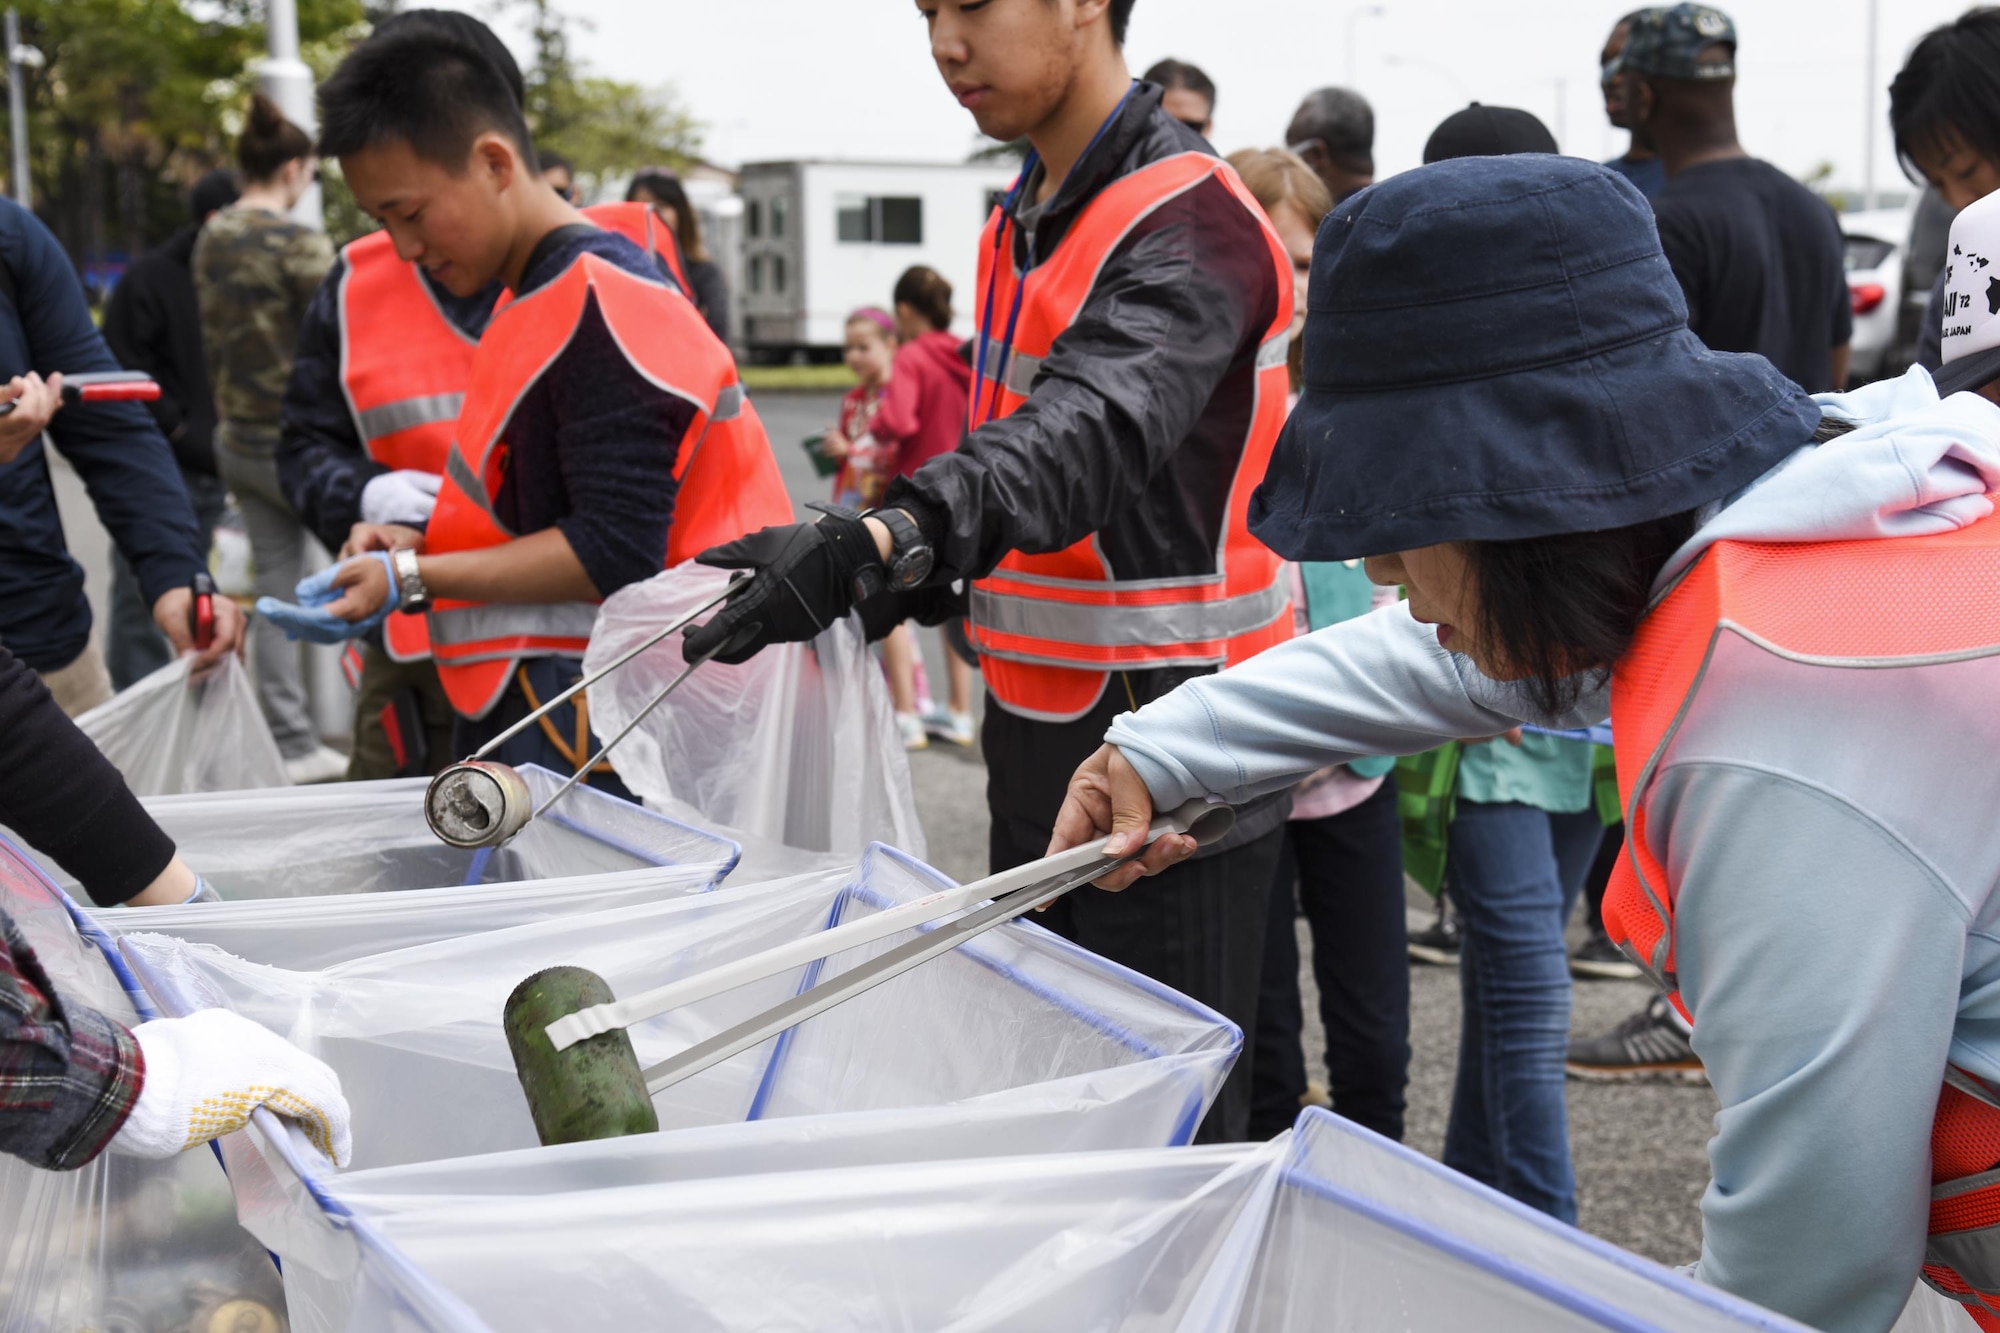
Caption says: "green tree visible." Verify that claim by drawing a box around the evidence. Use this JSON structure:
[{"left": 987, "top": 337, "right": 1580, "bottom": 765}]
[
  {"left": 8, "top": 0, "right": 368, "bottom": 269},
  {"left": 506, "top": 0, "right": 701, "bottom": 196}
]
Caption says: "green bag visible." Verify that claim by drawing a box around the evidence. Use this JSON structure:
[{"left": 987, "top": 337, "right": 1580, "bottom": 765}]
[
  {"left": 1592, "top": 743, "right": 1622, "bottom": 827},
  {"left": 1299, "top": 561, "right": 1396, "bottom": 781},
  {"left": 1395, "top": 742, "right": 1461, "bottom": 897},
  {"left": 800, "top": 431, "right": 842, "bottom": 479}
]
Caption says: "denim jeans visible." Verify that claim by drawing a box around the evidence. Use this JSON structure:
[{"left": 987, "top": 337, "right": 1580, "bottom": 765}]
[{"left": 1443, "top": 798, "right": 1606, "bottom": 1222}]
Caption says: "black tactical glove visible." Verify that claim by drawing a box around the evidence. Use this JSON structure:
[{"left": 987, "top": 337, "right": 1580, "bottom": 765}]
[{"left": 682, "top": 511, "right": 887, "bottom": 665}]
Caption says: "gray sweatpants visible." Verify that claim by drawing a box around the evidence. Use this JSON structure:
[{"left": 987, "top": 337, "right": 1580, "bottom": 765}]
[{"left": 216, "top": 434, "right": 317, "bottom": 759}]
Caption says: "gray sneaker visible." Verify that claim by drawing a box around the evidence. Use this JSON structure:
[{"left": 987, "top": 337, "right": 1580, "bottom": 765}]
[
  {"left": 1566, "top": 994, "right": 1708, "bottom": 1085},
  {"left": 1570, "top": 932, "right": 1644, "bottom": 981}
]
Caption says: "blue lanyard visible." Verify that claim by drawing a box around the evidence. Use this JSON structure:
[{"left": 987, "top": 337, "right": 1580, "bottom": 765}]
[{"left": 973, "top": 83, "right": 1136, "bottom": 425}]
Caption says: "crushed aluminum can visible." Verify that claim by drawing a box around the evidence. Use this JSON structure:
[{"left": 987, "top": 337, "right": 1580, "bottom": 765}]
[{"left": 426, "top": 760, "right": 533, "bottom": 848}]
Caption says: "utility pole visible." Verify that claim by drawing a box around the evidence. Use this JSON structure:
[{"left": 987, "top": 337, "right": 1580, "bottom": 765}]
[
  {"left": 259, "top": 0, "right": 321, "bottom": 228},
  {"left": 5, "top": 10, "right": 33, "bottom": 207},
  {"left": 1345, "top": 5, "right": 1385, "bottom": 91},
  {"left": 1862, "top": 0, "right": 1879, "bottom": 211}
]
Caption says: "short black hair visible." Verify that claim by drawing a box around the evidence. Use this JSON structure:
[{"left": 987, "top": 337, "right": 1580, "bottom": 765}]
[
  {"left": 541, "top": 151, "right": 575, "bottom": 175},
  {"left": 1891, "top": 7, "right": 2000, "bottom": 182},
  {"left": 893, "top": 265, "right": 954, "bottom": 332},
  {"left": 374, "top": 9, "right": 527, "bottom": 109},
  {"left": 1142, "top": 58, "right": 1214, "bottom": 110},
  {"left": 1110, "top": 0, "right": 1135, "bottom": 44},
  {"left": 189, "top": 168, "right": 240, "bottom": 224},
  {"left": 317, "top": 18, "right": 538, "bottom": 171},
  {"left": 1288, "top": 87, "right": 1375, "bottom": 173}
]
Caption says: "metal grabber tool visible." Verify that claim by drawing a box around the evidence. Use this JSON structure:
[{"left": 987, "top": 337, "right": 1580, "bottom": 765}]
[
  {"left": 424, "top": 573, "right": 750, "bottom": 849},
  {"left": 501, "top": 798, "right": 1236, "bottom": 1146}
]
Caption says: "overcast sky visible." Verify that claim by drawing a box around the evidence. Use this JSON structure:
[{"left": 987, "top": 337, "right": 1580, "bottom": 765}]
[{"left": 459, "top": 0, "right": 1974, "bottom": 199}]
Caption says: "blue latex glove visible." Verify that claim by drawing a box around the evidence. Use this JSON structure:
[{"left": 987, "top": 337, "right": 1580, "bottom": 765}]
[{"left": 254, "top": 551, "right": 397, "bottom": 645}]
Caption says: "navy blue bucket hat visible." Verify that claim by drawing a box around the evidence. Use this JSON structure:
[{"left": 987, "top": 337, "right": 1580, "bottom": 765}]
[{"left": 1249, "top": 155, "right": 1819, "bottom": 561}]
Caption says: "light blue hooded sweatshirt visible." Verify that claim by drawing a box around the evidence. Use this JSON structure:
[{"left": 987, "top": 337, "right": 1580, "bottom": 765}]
[{"left": 1106, "top": 369, "right": 2000, "bottom": 1333}]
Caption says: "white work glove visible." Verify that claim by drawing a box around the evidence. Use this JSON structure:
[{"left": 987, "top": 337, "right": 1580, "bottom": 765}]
[
  {"left": 112, "top": 1008, "right": 353, "bottom": 1167},
  {"left": 359, "top": 469, "right": 442, "bottom": 526}
]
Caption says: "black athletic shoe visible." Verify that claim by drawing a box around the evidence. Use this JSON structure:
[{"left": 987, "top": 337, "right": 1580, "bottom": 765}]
[
  {"left": 1566, "top": 994, "right": 1708, "bottom": 1085},
  {"left": 1569, "top": 932, "right": 1644, "bottom": 981},
  {"left": 1407, "top": 901, "right": 1460, "bottom": 966}
]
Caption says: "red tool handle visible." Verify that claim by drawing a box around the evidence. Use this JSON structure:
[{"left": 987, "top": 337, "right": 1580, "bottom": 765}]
[
  {"left": 68, "top": 381, "right": 162, "bottom": 403},
  {"left": 190, "top": 572, "right": 216, "bottom": 652}
]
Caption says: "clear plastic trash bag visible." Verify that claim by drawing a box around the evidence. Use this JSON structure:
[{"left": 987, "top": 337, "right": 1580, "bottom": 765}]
[
  {"left": 115, "top": 846, "right": 1239, "bottom": 1324},
  {"left": 21, "top": 764, "right": 742, "bottom": 902},
  {"left": 245, "top": 1108, "right": 1809, "bottom": 1333},
  {"left": 585, "top": 564, "right": 926, "bottom": 859},
  {"left": 0, "top": 810, "right": 737, "bottom": 1333},
  {"left": 75, "top": 655, "right": 289, "bottom": 796}
]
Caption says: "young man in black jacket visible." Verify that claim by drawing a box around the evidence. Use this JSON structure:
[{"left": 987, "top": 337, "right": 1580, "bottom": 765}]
[
  {"left": 686, "top": 0, "right": 1292, "bottom": 1141},
  {"left": 100, "top": 169, "right": 240, "bottom": 690}
]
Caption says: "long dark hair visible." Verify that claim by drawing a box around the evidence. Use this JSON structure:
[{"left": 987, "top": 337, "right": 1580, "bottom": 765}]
[
  {"left": 1461, "top": 414, "right": 1853, "bottom": 715},
  {"left": 627, "top": 170, "right": 707, "bottom": 263},
  {"left": 237, "top": 93, "right": 312, "bottom": 183}
]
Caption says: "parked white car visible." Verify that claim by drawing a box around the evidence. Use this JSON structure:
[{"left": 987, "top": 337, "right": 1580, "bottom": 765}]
[{"left": 1841, "top": 205, "right": 1913, "bottom": 383}]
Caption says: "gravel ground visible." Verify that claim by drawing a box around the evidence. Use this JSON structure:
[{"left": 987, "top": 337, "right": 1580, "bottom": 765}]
[{"left": 760, "top": 390, "right": 1717, "bottom": 1267}]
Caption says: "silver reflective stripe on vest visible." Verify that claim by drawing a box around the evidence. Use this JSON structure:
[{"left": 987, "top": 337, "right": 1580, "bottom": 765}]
[
  {"left": 969, "top": 578, "right": 1288, "bottom": 654},
  {"left": 428, "top": 602, "right": 599, "bottom": 662},
  {"left": 1255, "top": 331, "right": 1291, "bottom": 373},
  {"left": 1927, "top": 1225, "right": 2000, "bottom": 1299},
  {"left": 1004, "top": 350, "right": 1042, "bottom": 398},
  {"left": 712, "top": 382, "right": 745, "bottom": 422},
  {"left": 444, "top": 449, "right": 506, "bottom": 530},
  {"left": 356, "top": 392, "right": 464, "bottom": 444}
]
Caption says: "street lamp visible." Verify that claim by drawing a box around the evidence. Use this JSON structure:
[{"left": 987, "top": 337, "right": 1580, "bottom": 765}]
[
  {"left": 1346, "top": 5, "right": 1386, "bottom": 90},
  {"left": 1384, "top": 54, "right": 1469, "bottom": 101},
  {"left": 3, "top": 9, "right": 40, "bottom": 207},
  {"left": 259, "top": 0, "right": 320, "bottom": 228},
  {"left": 1862, "top": 0, "right": 1879, "bottom": 210}
]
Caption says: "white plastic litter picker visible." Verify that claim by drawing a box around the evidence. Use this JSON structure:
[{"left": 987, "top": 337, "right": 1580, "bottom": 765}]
[
  {"left": 503, "top": 799, "right": 1237, "bottom": 1146},
  {"left": 423, "top": 573, "right": 750, "bottom": 849}
]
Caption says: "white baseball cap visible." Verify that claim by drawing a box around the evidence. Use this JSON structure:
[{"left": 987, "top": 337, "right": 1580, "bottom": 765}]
[{"left": 1934, "top": 188, "right": 2000, "bottom": 397}]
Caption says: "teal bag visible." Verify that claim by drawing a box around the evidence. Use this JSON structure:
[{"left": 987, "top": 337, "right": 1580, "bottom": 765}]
[{"left": 1299, "top": 561, "right": 1395, "bottom": 780}]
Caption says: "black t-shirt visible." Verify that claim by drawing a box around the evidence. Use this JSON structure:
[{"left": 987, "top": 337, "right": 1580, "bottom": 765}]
[{"left": 1652, "top": 157, "right": 1853, "bottom": 392}]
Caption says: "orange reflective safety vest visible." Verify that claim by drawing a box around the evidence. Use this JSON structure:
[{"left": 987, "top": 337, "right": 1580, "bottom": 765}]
[
  {"left": 963, "top": 152, "right": 1294, "bottom": 722},
  {"left": 421, "top": 251, "right": 792, "bottom": 720},
  {"left": 1600, "top": 508, "right": 2000, "bottom": 1327},
  {"left": 338, "top": 205, "right": 692, "bottom": 665}
]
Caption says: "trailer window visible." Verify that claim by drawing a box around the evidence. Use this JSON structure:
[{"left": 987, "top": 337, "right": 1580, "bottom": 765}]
[
  {"left": 748, "top": 254, "right": 763, "bottom": 294},
  {"left": 746, "top": 199, "right": 762, "bottom": 239},
  {"left": 773, "top": 255, "right": 788, "bottom": 293},
  {"left": 835, "top": 195, "right": 925, "bottom": 245},
  {"left": 772, "top": 197, "right": 789, "bottom": 239}
]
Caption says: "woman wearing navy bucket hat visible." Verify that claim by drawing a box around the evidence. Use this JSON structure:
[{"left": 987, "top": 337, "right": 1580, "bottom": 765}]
[{"left": 1052, "top": 155, "right": 2000, "bottom": 1332}]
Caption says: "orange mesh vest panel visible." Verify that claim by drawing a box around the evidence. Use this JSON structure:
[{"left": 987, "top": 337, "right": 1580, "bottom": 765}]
[
  {"left": 423, "top": 251, "right": 793, "bottom": 720},
  {"left": 1601, "top": 507, "right": 2000, "bottom": 1325},
  {"left": 581, "top": 201, "right": 690, "bottom": 294},
  {"left": 338, "top": 232, "right": 481, "bottom": 663},
  {"left": 963, "top": 152, "right": 1295, "bottom": 723}
]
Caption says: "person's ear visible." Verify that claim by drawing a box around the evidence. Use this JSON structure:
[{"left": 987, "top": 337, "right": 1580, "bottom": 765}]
[
  {"left": 473, "top": 133, "right": 516, "bottom": 194},
  {"left": 1072, "top": 0, "right": 1114, "bottom": 33},
  {"left": 1630, "top": 75, "right": 1657, "bottom": 126}
]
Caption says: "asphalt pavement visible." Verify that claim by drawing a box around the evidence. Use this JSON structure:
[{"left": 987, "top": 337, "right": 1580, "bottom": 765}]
[{"left": 756, "top": 389, "right": 1715, "bottom": 1266}]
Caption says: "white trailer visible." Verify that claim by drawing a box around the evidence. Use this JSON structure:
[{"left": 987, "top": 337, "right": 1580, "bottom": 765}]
[{"left": 737, "top": 158, "right": 1020, "bottom": 360}]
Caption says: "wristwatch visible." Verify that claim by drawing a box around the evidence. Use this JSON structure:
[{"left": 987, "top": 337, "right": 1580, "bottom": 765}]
[
  {"left": 864, "top": 507, "right": 935, "bottom": 592},
  {"left": 391, "top": 546, "right": 431, "bottom": 613}
]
